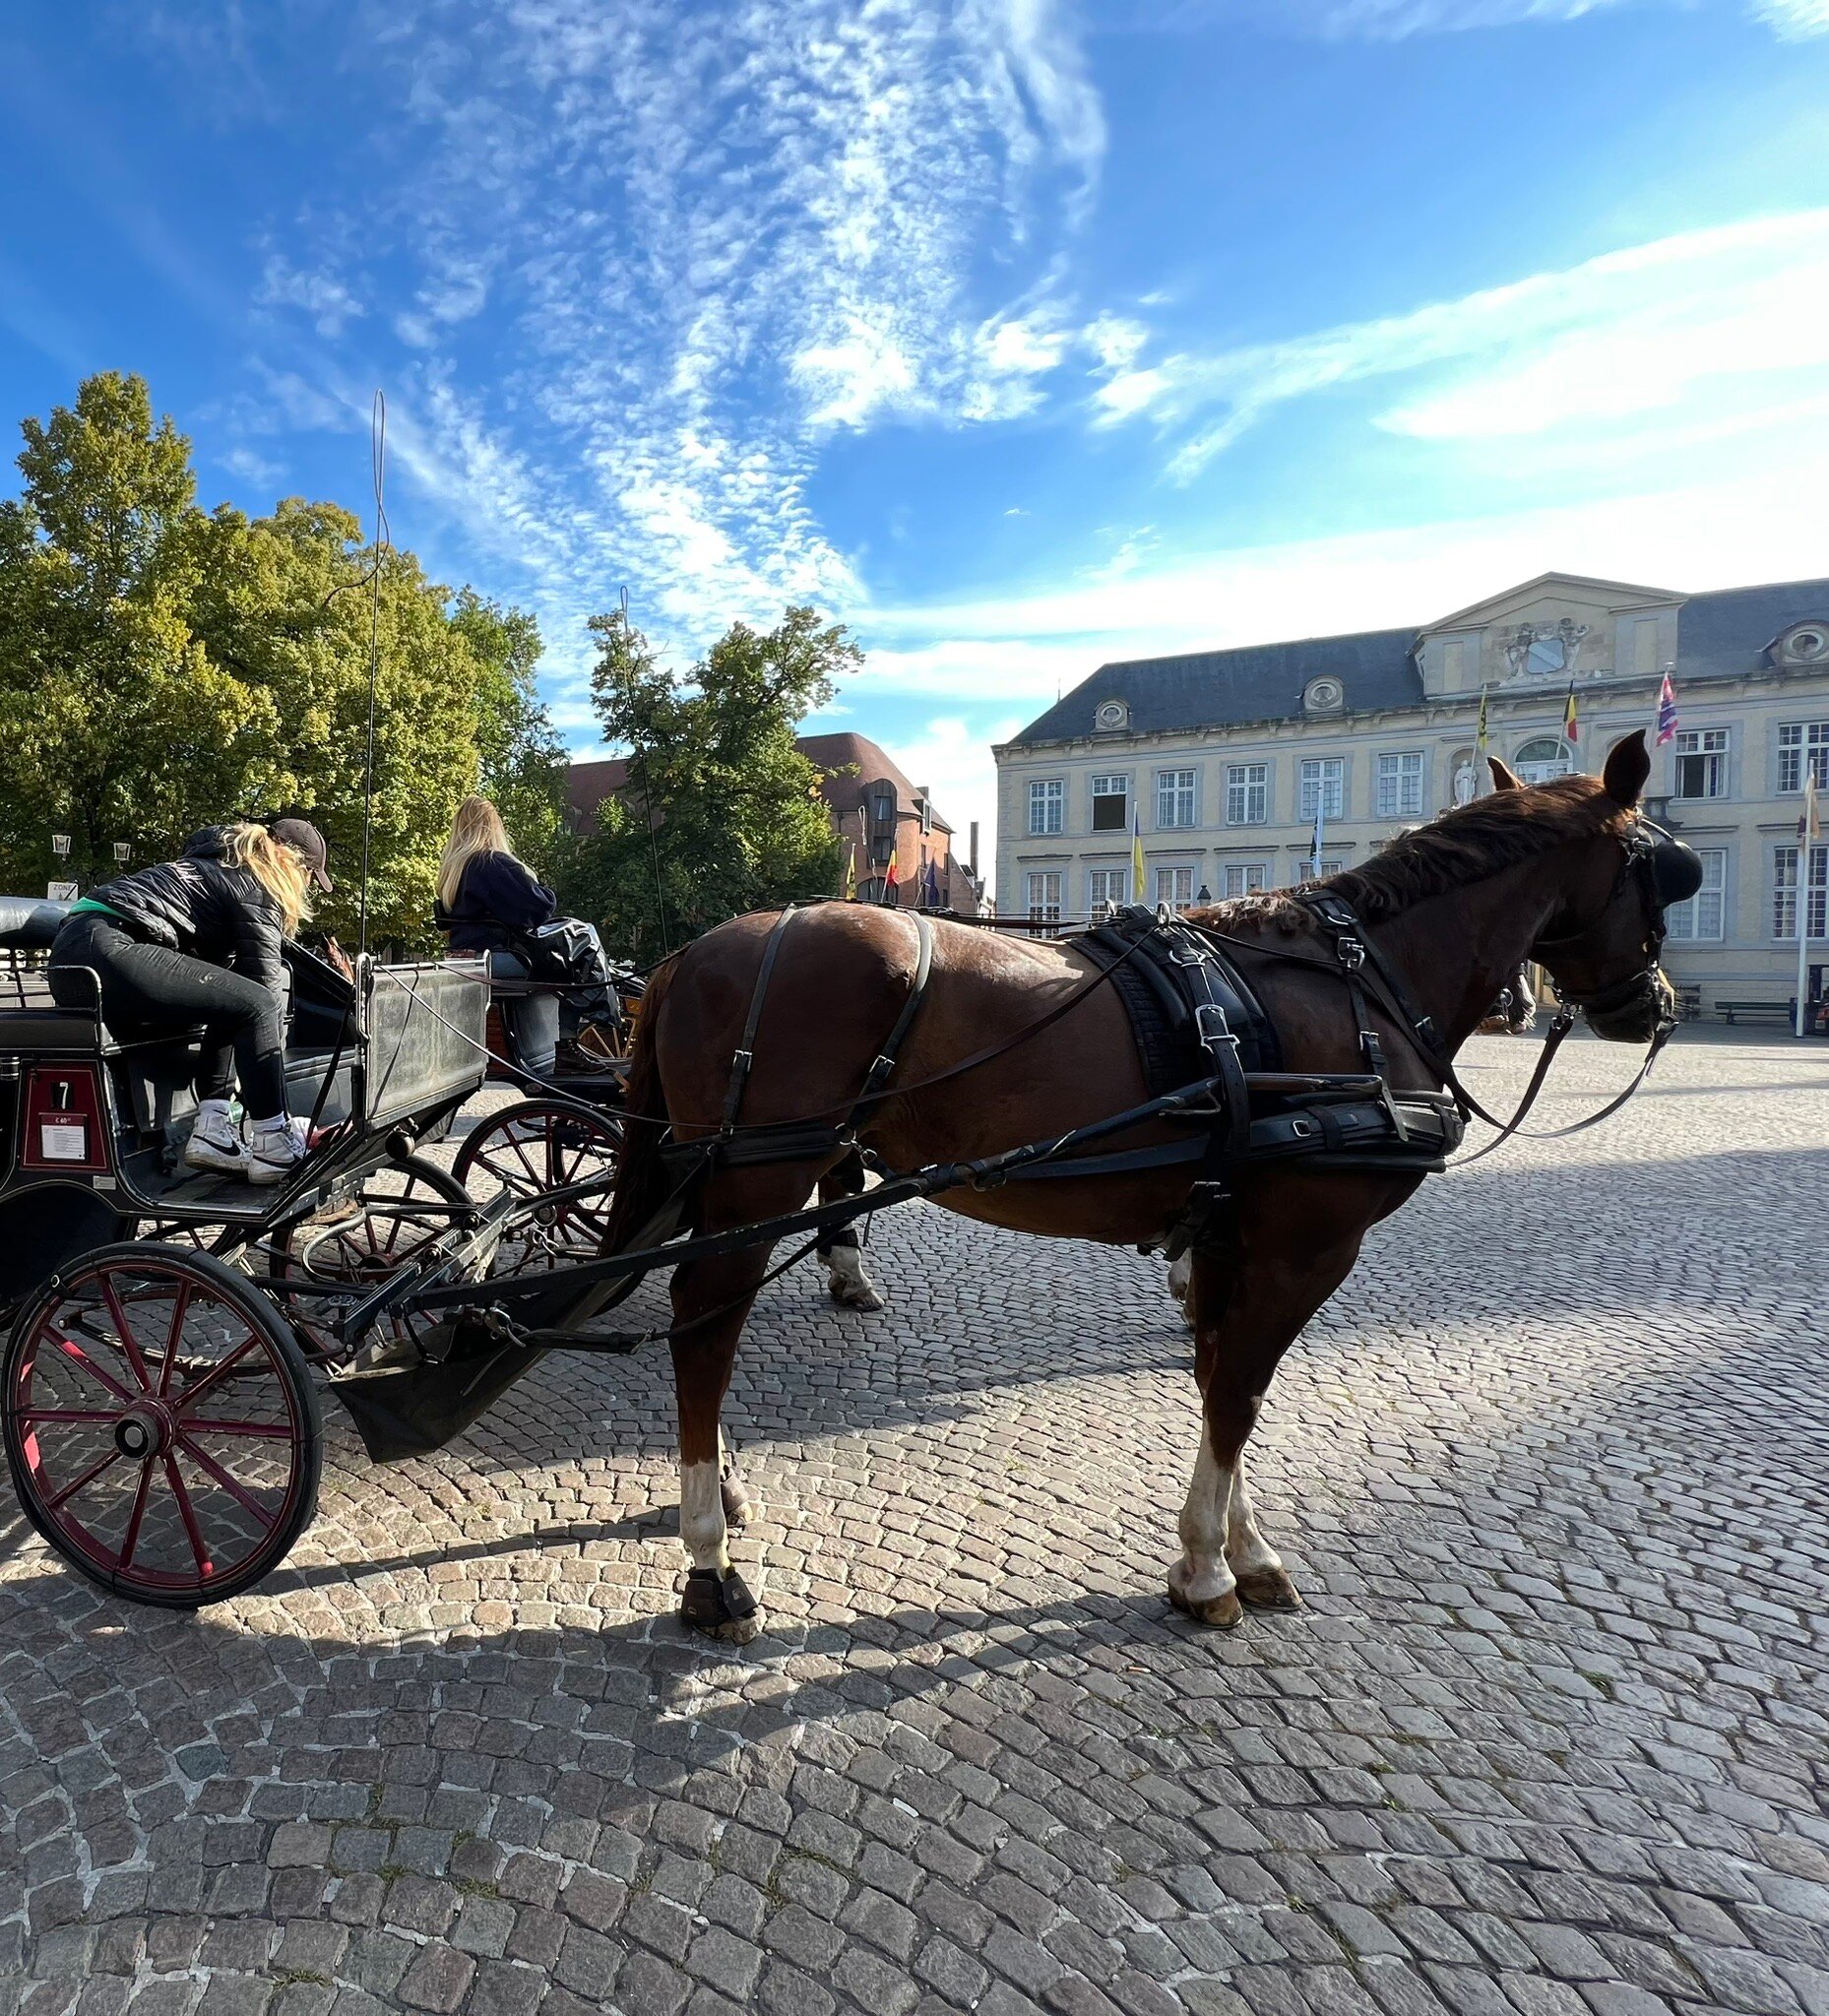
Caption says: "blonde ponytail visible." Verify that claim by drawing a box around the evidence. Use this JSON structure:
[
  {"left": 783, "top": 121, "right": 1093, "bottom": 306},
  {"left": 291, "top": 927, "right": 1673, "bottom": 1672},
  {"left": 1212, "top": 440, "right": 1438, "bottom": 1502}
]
[{"left": 222, "top": 822, "right": 312, "bottom": 935}]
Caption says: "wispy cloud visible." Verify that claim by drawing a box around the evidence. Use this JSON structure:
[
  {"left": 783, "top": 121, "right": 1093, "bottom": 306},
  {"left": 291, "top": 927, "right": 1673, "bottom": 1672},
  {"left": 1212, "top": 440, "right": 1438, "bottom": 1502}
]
[
  {"left": 184, "top": 0, "right": 1108, "bottom": 725},
  {"left": 1749, "top": 0, "right": 1829, "bottom": 32},
  {"left": 1092, "top": 209, "right": 1829, "bottom": 477},
  {"left": 1104, "top": 0, "right": 1824, "bottom": 36}
]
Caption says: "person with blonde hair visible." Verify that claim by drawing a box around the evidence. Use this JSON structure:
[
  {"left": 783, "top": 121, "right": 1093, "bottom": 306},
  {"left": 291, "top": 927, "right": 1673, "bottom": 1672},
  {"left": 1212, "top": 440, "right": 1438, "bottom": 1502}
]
[
  {"left": 433, "top": 793, "right": 566, "bottom": 1075},
  {"left": 47, "top": 816, "right": 334, "bottom": 1183}
]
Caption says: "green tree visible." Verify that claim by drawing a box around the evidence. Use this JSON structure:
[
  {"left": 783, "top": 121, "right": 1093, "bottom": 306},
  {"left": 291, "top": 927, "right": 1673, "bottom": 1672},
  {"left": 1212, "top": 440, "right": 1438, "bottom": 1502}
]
[
  {"left": 562, "top": 605, "right": 854, "bottom": 961},
  {"left": 0, "top": 372, "right": 287, "bottom": 882},
  {"left": 0, "top": 372, "right": 559, "bottom": 952}
]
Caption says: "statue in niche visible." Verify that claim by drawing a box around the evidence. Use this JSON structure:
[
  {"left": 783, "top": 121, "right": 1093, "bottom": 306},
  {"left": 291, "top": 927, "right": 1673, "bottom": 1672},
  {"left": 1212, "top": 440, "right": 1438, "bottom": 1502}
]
[{"left": 1452, "top": 759, "right": 1478, "bottom": 806}]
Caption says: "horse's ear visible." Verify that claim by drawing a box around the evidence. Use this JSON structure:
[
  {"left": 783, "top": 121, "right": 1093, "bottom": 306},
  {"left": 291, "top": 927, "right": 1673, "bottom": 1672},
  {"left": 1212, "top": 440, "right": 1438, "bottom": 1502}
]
[
  {"left": 1486, "top": 755, "right": 1523, "bottom": 792},
  {"left": 1602, "top": 730, "right": 1651, "bottom": 807}
]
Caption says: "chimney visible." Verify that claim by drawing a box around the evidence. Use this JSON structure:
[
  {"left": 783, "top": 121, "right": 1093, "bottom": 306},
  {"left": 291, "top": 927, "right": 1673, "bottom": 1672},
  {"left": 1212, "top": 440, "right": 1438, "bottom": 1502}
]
[{"left": 969, "top": 821, "right": 978, "bottom": 878}]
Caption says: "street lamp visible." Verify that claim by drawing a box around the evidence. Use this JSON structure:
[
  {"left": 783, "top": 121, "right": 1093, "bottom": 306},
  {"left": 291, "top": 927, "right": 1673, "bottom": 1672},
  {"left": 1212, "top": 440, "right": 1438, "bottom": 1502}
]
[
  {"left": 50, "top": 835, "right": 70, "bottom": 860},
  {"left": 113, "top": 843, "right": 131, "bottom": 865}
]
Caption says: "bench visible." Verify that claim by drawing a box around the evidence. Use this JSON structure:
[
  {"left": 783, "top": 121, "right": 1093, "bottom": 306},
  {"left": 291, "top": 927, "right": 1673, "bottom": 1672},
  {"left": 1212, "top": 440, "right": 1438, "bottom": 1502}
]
[{"left": 1716, "top": 999, "right": 1796, "bottom": 1025}]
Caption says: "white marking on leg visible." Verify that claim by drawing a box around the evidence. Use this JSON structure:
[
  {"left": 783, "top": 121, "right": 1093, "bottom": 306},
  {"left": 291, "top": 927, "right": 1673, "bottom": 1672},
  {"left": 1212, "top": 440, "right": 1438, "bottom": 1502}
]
[
  {"left": 679, "top": 1459, "right": 730, "bottom": 1575},
  {"left": 1172, "top": 1425, "right": 1235, "bottom": 1606},
  {"left": 824, "top": 1242, "right": 885, "bottom": 1309},
  {"left": 1167, "top": 1252, "right": 1194, "bottom": 1330},
  {"left": 1225, "top": 1459, "right": 1283, "bottom": 1578}
]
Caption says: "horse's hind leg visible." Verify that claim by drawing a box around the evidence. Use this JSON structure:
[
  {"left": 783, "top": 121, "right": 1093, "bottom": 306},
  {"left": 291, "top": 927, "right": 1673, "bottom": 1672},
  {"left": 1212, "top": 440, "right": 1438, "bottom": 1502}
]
[
  {"left": 816, "top": 1149, "right": 884, "bottom": 1311},
  {"left": 1169, "top": 1232, "right": 1361, "bottom": 1626}
]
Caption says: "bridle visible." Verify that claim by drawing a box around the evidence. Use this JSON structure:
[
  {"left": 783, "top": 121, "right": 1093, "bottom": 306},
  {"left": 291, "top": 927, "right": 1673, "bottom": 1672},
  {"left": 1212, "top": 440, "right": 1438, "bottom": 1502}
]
[{"left": 1295, "top": 810, "right": 1700, "bottom": 1163}]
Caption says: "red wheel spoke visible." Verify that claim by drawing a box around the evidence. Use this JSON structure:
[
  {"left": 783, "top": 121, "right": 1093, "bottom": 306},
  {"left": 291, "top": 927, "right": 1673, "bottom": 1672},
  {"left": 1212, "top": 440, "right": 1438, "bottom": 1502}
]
[
  {"left": 18, "top": 1407, "right": 119, "bottom": 1427},
  {"left": 172, "top": 1335, "right": 260, "bottom": 1413},
  {"left": 182, "top": 1418, "right": 291, "bottom": 1439},
  {"left": 507, "top": 1138, "right": 544, "bottom": 1190},
  {"left": 157, "top": 1280, "right": 192, "bottom": 1397},
  {"left": 45, "top": 1445, "right": 123, "bottom": 1512},
  {"left": 176, "top": 1433, "right": 279, "bottom": 1529},
  {"left": 48, "top": 1330, "right": 135, "bottom": 1404},
  {"left": 117, "top": 1457, "right": 156, "bottom": 1570},
  {"left": 161, "top": 1455, "right": 213, "bottom": 1577},
  {"left": 97, "top": 1274, "right": 154, "bottom": 1392}
]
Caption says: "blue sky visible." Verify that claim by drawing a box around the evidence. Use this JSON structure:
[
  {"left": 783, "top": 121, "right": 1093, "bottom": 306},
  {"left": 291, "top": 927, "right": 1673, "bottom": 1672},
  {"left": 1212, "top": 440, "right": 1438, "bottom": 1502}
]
[{"left": 2, "top": 0, "right": 1827, "bottom": 850}]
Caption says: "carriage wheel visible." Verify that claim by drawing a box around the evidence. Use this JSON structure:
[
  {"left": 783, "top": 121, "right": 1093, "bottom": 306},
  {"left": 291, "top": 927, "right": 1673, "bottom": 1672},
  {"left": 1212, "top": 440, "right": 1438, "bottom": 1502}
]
[
  {"left": 2, "top": 1243, "right": 320, "bottom": 1607},
  {"left": 271, "top": 1159, "right": 474, "bottom": 1362},
  {"left": 453, "top": 1100, "right": 621, "bottom": 1276}
]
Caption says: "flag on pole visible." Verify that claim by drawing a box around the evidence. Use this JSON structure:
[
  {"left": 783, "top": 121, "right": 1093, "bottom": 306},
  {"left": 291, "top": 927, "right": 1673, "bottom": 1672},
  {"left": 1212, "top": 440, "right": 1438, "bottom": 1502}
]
[
  {"left": 882, "top": 846, "right": 899, "bottom": 905},
  {"left": 1131, "top": 810, "right": 1146, "bottom": 906},
  {"left": 1656, "top": 672, "right": 1679, "bottom": 746},
  {"left": 1800, "top": 770, "right": 1822, "bottom": 849},
  {"left": 1562, "top": 680, "right": 1579, "bottom": 745},
  {"left": 841, "top": 839, "right": 856, "bottom": 901},
  {"left": 1309, "top": 795, "right": 1325, "bottom": 882},
  {"left": 1473, "top": 685, "right": 1489, "bottom": 786},
  {"left": 921, "top": 857, "right": 942, "bottom": 910}
]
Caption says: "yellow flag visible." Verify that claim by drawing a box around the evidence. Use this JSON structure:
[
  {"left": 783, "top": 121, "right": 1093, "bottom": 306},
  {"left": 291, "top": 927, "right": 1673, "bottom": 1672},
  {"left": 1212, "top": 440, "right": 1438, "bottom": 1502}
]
[{"left": 1131, "top": 811, "right": 1146, "bottom": 904}]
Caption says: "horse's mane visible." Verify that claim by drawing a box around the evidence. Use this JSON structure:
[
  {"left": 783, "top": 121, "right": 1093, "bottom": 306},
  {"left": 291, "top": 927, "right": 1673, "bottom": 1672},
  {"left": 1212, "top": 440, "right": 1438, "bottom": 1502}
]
[{"left": 1205, "top": 775, "right": 1624, "bottom": 933}]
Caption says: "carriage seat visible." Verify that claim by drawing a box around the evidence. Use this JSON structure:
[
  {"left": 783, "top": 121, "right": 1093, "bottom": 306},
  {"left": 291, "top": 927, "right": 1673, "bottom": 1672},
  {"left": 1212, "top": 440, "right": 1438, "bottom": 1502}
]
[{"left": 0, "top": 896, "right": 71, "bottom": 952}]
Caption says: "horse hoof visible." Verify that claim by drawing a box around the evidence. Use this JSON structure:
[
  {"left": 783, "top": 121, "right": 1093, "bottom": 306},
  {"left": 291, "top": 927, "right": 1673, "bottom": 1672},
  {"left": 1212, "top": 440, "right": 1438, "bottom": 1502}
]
[
  {"left": 679, "top": 1566, "right": 761, "bottom": 1641},
  {"left": 829, "top": 1280, "right": 885, "bottom": 1312},
  {"left": 720, "top": 1476, "right": 753, "bottom": 1528},
  {"left": 1167, "top": 1570, "right": 1243, "bottom": 1630},
  {"left": 1235, "top": 1567, "right": 1303, "bottom": 1612}
]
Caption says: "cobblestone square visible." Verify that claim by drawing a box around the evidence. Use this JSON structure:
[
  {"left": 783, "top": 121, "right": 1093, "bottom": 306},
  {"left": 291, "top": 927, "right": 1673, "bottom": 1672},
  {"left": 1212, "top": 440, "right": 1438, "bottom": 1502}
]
[{"left": 2, "top": 1030, "right": 1825, "bottom": 2016}]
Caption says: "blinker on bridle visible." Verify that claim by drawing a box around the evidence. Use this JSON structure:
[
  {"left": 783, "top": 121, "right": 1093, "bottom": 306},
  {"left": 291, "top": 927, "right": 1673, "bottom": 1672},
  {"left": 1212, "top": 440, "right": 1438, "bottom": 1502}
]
[{"left": 1531, "top": 815, "right": 1702, "bottom": 1024}]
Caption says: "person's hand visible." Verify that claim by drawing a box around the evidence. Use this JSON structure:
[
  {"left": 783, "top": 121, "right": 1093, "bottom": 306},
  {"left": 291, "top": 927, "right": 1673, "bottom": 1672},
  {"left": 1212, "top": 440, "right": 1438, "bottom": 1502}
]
[{"left": 320, "top": 934, "right": 355, "bottom": 983}]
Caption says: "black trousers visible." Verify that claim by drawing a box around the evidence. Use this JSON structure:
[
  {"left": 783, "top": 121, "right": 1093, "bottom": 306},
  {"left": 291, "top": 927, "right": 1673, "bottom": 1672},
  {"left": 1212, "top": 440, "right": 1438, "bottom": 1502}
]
[{"left": 48, "top": 913, "right": 287, "bottom": 1120}]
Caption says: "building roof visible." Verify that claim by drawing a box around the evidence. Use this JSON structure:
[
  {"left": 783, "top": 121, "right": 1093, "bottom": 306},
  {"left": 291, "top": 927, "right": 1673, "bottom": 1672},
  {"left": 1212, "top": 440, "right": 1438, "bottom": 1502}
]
[
  {"left": 1008, "top": 573, "right": 1829, "bottom": 749},
  {"left": 1010, "top": 626, "right": 1421, "bottom": 747},
  {"left": 568, "top": 733, "right": 956, "bottom": 840},
  {"left": 1677, "top": 576, "right": 1829, "bottom": 679}
]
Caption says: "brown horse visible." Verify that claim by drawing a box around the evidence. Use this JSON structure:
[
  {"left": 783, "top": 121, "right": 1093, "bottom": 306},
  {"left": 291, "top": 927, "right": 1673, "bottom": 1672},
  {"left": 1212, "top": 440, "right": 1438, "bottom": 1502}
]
[{"left": 604, "top": 733, "right": 1683, "bottom": 1642}]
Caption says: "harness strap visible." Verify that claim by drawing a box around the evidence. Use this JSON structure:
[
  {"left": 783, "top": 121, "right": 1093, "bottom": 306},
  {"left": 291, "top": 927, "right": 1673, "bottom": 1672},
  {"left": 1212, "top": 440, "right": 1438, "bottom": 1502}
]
[
  {"left": 721, "top": 905, "right": 800, "bottom": 1136},
  {"left": 844, "top": 911, "right": 933, "bottom": 1130}
]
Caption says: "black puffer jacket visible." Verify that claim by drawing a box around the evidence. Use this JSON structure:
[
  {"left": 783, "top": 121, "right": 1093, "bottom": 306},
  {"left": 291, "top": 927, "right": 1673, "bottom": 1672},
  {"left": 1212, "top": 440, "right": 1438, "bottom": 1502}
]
[
  {"left": 434, "top": 850, "right": 557, "bottom": 955},
  {"left": 83, "top": 828, "right": 287, "bottom": 1001}
]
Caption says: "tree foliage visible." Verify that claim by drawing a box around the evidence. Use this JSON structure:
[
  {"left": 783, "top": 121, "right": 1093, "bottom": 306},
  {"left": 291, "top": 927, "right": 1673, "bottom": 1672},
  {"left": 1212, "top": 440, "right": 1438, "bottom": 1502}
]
[
  {"left": 0, "top": 373, "right": 564, "bottom": 948},
  {"left": 559, "top": 605, "right": 855, "bottom": 962}
]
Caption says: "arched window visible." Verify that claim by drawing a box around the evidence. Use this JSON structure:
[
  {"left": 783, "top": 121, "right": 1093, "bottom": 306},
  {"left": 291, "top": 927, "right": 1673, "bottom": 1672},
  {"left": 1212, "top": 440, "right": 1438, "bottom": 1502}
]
[{"left": 1514, "top": 736, "right": 1572, "bottom": 786}]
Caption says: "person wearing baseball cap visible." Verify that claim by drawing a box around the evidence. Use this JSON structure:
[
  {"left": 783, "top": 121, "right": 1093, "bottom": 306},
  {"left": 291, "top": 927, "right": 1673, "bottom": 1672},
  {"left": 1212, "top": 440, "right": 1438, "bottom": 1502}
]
[{"left": 270, "top": 814, "right": 334, "bottom": 894}]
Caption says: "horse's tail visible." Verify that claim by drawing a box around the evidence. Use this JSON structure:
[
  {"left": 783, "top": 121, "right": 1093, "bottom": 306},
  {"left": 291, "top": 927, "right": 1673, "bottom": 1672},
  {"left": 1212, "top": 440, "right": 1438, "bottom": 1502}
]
[{"left": 602, "top": 951, "right": 680, "bottom": 1254}]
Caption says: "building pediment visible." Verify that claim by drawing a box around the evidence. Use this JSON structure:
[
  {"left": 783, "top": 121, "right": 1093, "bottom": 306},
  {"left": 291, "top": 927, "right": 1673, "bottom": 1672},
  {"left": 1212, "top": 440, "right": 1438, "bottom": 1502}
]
[{"left": 1419, "top": 573, "right": 1685, "bottom": 700}]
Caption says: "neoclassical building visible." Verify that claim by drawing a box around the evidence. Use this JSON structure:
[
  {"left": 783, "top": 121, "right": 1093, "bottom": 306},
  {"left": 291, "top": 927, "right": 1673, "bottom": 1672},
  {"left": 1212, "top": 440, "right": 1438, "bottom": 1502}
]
[{"left": 993, "top": 572, "right": 1829, "bottom": 1013}]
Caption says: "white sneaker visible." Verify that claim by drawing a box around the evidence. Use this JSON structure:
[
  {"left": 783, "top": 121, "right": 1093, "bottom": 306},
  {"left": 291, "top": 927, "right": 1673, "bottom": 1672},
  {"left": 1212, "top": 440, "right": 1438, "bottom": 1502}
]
[
  {"left": 184, "top": 1107, "right": 248, "bottom": 1176},
  {"left": 247, "top": 1117, "right": 310, "bottom": 1186}
]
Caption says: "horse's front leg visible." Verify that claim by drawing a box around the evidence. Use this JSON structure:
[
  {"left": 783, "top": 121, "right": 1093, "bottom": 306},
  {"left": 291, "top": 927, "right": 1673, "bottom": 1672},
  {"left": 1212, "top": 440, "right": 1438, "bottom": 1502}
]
[{"left": 1170, "top": 1229, "right": 1361, "bottom": 1626}]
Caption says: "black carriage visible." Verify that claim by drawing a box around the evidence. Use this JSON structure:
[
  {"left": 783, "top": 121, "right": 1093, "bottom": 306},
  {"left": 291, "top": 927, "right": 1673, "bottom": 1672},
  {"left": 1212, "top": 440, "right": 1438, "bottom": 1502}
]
[{"left": 0, "top": 895, "right": 502, "bottom": 1603}]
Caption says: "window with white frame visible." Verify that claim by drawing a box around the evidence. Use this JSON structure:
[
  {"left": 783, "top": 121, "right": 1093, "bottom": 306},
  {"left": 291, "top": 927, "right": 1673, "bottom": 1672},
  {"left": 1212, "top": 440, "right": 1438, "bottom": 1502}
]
[
  {"left": 1090, "top": 775, "right": 1128, "bottom": 833},
  {"left": 1225, "top": 762, "right": 1267, "bottom": 825},
  {"left": 1514, "top": 736, "right": 1572, "bottom": 785},
  {"left": 1375, "top": 750, "right": 1424, "bottom": 820},
  {"left": 1087, "top": 866, "right": 1125, "bottom": 912},
  {"left": 1778, "top": 723, "right": 1829, "bottom": 793},
  {"left": 1155, "top": 768, "right": 1197, "bottom": 829},
  {"left": 1222, "top": 862, "right": 1268, "bottom": 899},
  {"left": 1154, "top": 865, "right": 1193, "bottom": 911},
  {"left": 1297, "top": 758, "right": 1344, "bottom": 822},
  {"left": 1667, "top": 849, "right": 1727, "bottom": 941},
  {"left": 1774, "top": 846, "right": 1828, "bottom": 940},
  {"left": 1673, "top": 728, "right": 1730, "bottom": 800},
  {"left": 1027, "top": 777, "right": 1064, "bottom": 835},
  {"left": 1025, "top": 870, "right": 1062, "bottom": 925}
]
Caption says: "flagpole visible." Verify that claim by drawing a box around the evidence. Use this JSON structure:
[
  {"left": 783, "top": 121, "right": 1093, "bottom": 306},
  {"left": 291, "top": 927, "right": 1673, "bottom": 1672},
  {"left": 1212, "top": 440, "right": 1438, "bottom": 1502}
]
[{"left": 1797, "top": 776, "right": 1818, "bottom": 1039}]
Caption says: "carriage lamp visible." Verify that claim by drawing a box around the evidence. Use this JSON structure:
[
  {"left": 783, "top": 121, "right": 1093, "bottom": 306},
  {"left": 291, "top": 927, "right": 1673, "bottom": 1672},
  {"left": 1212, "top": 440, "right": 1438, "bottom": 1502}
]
[
  {"left": 113, "top": 843, "right": 131, "bottom": 864},
  {"left": 50, "top": 834, "right": 70, "bottom": 858}
]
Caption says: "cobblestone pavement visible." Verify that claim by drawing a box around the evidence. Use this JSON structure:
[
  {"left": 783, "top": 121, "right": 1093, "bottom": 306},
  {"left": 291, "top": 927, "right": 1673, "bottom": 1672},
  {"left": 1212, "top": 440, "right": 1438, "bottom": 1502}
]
[{"left": 3, "top": 1030, "right": 1827, "bottom": 2016}]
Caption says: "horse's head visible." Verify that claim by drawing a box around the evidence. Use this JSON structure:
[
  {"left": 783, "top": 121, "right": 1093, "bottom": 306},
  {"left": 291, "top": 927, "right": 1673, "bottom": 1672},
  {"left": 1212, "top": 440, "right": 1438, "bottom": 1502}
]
[{"left": 1492, "top": 731, "right": 1702, "bottom": 1043}]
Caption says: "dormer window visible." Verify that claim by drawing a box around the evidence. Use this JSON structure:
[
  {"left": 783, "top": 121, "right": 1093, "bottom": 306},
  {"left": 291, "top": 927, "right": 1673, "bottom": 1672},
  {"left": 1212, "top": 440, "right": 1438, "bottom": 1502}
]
[
  {"left": 1303, "top": 676, "right": 1345, "bottom": 716},
  {"left": 1094, "top": 699, "right": 1129, "bottom": 733},
  {"left": 1776, "top": 621, "right": 1829, "bottom": 665}
]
